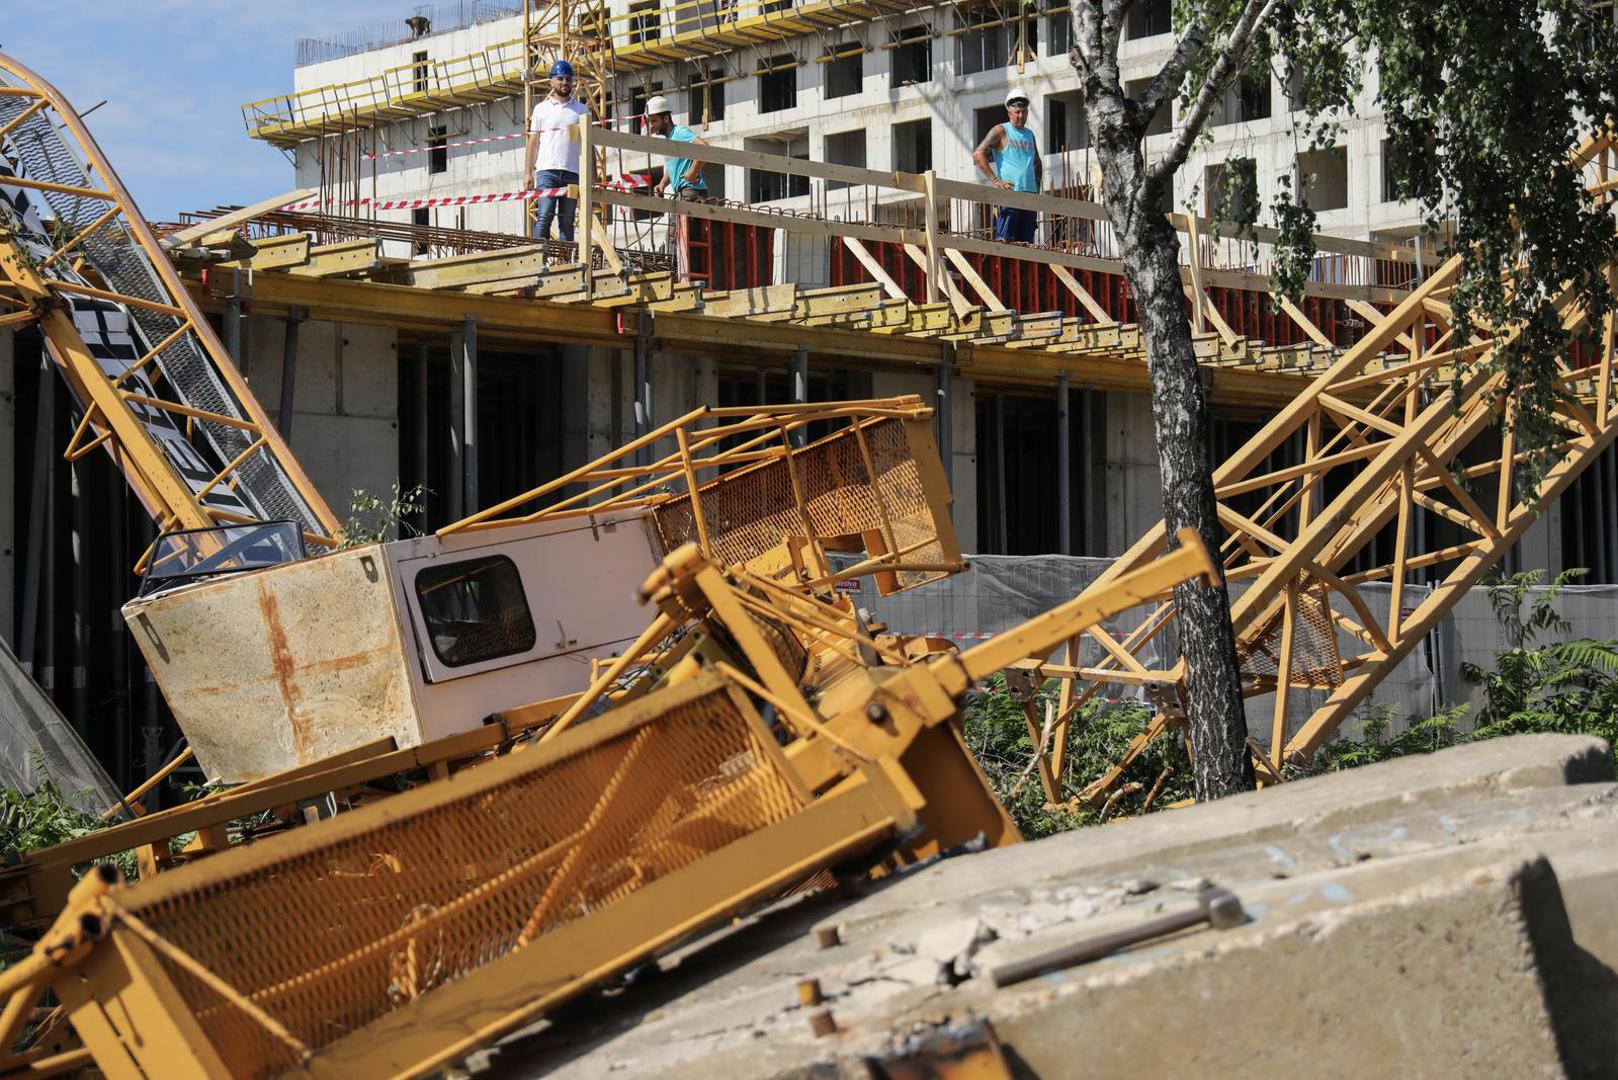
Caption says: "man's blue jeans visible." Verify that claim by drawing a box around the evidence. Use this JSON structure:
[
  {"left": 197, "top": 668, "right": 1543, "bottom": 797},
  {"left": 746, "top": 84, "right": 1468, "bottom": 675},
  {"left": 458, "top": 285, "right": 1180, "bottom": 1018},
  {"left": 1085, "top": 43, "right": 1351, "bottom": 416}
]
[{"left": 533, "top": 168, "right": 579, "bottom": 242}]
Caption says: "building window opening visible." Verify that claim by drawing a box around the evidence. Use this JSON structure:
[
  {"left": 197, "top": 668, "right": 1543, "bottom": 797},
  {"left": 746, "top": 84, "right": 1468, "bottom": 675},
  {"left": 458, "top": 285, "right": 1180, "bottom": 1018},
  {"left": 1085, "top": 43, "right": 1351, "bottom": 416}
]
[
  {"left": 412, "top": 50, "right": 430, "bottom": 94},
  {"left": 825, "top": 129, "right": 867, "bottom": 190},
  {"left": 1124, "top": 0, "right": 1172, "bottom": 39},
  {"left": 1298, "top": 146, "right": 1349, "bottom": 211},
  {"left": 824, "top": 45, "right": 863, "bottom": 99},
  {"left": 956, "top": 8, "right": 1008, "bottom": 76},
  {"left": 689, "top": 71, "right": 725, "bottom": 124},
  {"left": 428, "top": 126, "right": 448, "bottom": 174},
  {"left": 759, "top": 56, "right": 798, "bottom": 113},
  {"left": 892, "top": 118, "right": 932, "bottom": 173},
  {"left": 893, "top": 26, "right": 932, "bottom": 85}
]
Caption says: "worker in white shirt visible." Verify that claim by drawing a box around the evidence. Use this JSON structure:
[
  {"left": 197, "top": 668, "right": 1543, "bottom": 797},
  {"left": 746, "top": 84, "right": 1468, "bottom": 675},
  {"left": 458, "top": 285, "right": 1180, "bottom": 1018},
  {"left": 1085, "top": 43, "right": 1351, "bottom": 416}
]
[{"left": 522, "top": 59, "right": 589, "bottom": 243}]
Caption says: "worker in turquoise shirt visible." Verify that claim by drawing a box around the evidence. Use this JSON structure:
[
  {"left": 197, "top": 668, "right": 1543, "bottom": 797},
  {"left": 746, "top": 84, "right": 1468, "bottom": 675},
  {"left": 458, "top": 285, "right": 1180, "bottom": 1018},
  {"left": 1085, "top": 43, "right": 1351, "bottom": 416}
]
[
  {"left": 646, "top": 95, "right": 709, "bottom": 201},
  {"left": 972, "top": 88, "right": 1041, "bottom": 244}
]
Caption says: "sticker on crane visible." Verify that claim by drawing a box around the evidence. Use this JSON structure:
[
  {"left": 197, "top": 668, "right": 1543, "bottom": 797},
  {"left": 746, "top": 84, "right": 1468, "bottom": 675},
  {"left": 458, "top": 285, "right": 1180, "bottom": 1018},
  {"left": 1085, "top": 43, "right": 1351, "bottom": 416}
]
[{"left": 0, "top": 142, "right": 255, "bottom": 522}]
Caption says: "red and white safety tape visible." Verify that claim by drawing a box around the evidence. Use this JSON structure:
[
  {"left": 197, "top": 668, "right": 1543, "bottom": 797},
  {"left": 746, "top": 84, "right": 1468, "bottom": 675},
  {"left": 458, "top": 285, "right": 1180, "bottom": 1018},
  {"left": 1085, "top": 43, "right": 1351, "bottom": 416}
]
[{"left": 281, "top": 175, "right": 650, "bottom": 213}]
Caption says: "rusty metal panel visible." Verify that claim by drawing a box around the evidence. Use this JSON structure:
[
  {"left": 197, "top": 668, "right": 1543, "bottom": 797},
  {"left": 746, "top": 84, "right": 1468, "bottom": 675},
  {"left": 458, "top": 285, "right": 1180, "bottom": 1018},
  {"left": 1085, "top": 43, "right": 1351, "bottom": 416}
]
[{"left": 124, "top": 545, "right": 421, "bottom": 783}]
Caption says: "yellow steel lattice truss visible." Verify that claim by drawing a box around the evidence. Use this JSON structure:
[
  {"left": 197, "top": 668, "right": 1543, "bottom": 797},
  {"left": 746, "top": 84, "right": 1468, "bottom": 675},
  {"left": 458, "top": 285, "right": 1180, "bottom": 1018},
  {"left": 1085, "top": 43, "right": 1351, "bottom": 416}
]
[
  {"left": 0, "top": 53, "right": 339, "bottom": 559},
  {"left": 442, "top": 396, "right": 964, "bottom": 595},
  {"left": 1027, "top": 132, "right": 1618, "bottom": 802},
  {"left": 0, "top": 536, "right": 1217, "bottom": 1080}
]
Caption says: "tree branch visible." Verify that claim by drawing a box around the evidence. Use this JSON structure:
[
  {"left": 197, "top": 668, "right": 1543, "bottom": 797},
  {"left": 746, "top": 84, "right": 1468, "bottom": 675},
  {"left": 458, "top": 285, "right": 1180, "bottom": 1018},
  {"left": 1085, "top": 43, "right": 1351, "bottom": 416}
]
[
  {"left": 1136, "top": 22, "right": 1210, "bottom": 121},
  {"left": 1146, "top": 0, "right": 1284, "bottom": 186}
]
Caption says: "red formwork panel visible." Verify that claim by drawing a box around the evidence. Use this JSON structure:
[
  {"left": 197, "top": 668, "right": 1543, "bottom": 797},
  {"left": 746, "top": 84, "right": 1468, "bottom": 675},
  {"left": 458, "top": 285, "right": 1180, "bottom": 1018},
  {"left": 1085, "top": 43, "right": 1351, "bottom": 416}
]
[{"left": 705, "top": 222, "right": 776, "bottom": 291}]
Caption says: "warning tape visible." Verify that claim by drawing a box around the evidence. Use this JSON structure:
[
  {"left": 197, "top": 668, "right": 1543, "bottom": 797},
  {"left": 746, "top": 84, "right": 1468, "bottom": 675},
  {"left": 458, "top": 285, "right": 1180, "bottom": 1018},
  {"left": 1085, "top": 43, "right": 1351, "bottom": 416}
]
[{"left": 281, "top": 175, "right": 650, "bottom": 213}]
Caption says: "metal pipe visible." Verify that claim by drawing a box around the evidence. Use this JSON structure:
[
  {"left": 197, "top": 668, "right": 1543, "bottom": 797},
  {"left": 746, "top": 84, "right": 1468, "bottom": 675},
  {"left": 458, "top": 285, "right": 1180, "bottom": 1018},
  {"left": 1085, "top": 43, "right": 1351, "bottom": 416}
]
[
  {"left": 461, "top": 315, "right": 479, "bottom": 514},
  {"left": 278, "top": 309, "right": 302, "bottom": 440},
  {"left": 790, "top": 345, "right": 808, "bottom": 447},
  {"left": 994, "top": 391, "right": 1008, "bottom": 554},
  {"left": 633, "top": 308, "right": 652, "bottom": 467},
  {"left": 18, "top": 356, "right": 50, "bottom": 676},
  {"left": 223, "top": 267, "right": 242, "bottom": 366},
  {"left": 1057, "top": 371, "right": 1071, "bottom": 555},
  {"left": 1602, "top": 445, "right": 1617, "bottom": 582},
  {"left": 414, "top": 342, "right": 429, "bottom": 530},
  {"left": 109, "top": 462, "right": 130, "bottom": 787},
  {"left": 448, "top": 327, "right": 465, "bottom": 518},
  {"left": 40, "top": 393, "right": 56, "bottom": 697},
  {"left": 936, "top": 343, "right": 953, "bottom": 490},
  {"left": 70, "top": 453, "right": 87, "bottom": 733},
  {"left": 1080, "top": 388, "right": 1096, "bottom": 555}
]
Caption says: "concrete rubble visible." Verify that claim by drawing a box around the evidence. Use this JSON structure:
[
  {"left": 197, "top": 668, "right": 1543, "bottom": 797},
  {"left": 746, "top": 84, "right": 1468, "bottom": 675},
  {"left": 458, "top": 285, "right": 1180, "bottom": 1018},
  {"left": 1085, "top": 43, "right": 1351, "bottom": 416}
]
[{"left": 474, "top": 734, "right": 1618, "bottom": 1078}]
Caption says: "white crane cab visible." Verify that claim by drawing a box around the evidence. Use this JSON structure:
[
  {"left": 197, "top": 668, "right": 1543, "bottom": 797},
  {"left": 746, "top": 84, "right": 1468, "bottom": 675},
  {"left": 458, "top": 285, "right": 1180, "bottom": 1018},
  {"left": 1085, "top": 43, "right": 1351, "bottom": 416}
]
[{"left": 123, "top": 512, "right": 665, "bottom": 782}]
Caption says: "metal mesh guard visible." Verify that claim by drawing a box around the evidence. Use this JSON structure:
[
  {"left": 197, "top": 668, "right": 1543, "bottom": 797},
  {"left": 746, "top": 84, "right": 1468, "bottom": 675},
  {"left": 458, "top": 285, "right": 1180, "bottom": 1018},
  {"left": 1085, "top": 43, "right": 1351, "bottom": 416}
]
[
  {"left": 1238, "top": 578, "right": 1344, "bottom": 689},
  {"left": 653, "top": 418, "right": 948, "bottom": 593},
  {"left": 118, "top": 679, "right": 804, "bottom": 1075}
]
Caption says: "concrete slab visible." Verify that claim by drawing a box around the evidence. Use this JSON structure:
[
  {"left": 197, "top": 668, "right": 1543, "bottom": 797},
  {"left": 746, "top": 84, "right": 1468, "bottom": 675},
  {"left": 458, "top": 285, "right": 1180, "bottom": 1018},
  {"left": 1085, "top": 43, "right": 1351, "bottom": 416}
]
[{"left": 470, "top": 735, "right": 1618, "bottom": 1079}]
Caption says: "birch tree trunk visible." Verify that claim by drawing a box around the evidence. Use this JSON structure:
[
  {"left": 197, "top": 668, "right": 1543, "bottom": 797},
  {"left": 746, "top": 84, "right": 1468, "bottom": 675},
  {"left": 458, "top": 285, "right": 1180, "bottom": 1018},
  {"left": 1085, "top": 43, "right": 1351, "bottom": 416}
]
[{"left": 1096, "top": 131, "right": 1255, "bottom": 800}]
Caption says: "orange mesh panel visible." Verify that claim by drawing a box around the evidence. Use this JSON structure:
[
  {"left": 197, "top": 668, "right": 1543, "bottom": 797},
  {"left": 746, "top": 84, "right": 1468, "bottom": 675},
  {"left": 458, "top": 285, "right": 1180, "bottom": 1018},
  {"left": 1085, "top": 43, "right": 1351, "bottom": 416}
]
[
  {"left": 1238, "top": 578, "right": 1344, "bottom": 688},
  {"left": 653, "top": 419, "right": 948, "bottom": 593},
  {"left": 117, "top": 684, "right": 804, "bottom": 1077}
]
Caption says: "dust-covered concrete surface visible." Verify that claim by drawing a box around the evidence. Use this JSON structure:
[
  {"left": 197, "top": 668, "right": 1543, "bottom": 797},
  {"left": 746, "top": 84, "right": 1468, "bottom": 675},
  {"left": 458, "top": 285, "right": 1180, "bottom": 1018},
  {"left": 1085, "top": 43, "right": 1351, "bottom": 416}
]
[{"left": 469, "top": 735, "right": 1618, "bottom": 1078}]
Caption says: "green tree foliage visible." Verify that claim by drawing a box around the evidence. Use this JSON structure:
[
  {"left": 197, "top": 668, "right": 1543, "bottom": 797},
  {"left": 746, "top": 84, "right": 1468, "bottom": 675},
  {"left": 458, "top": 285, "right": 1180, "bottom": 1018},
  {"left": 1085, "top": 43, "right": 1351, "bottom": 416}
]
[
  {"left": 338, "top": 482, "right": 428, "bottom": 548},
  {"left": 0, "top": 779, "right": 136, "bottom": 882},
  {"left": 963, "top": 674, "right": 1192, "bottom": 837}
]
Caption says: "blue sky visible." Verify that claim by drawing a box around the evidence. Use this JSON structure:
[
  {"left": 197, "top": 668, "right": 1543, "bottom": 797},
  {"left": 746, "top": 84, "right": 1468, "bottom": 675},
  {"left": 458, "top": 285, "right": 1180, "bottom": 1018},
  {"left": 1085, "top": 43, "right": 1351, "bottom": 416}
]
[{"left": 2, "top": 2, "right": 411, "bottom": 220}]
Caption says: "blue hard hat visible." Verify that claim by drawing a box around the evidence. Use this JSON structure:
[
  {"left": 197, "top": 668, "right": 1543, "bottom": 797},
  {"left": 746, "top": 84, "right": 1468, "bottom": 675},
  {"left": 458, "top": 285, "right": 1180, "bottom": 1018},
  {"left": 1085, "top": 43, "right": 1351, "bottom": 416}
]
[{"left": 549, "top": 60, "right": 575, "bottom": 78}]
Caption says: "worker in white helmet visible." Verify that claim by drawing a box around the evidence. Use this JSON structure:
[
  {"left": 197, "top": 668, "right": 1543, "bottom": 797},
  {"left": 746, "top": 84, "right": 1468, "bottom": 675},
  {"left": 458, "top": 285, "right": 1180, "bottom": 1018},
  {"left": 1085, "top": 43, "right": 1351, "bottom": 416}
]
[
  {"left": 972, "top": 89, "right": 1041, "bottom": 244},
  {"left": 646, "top": 95, "right": 709, "bottom": 202}
]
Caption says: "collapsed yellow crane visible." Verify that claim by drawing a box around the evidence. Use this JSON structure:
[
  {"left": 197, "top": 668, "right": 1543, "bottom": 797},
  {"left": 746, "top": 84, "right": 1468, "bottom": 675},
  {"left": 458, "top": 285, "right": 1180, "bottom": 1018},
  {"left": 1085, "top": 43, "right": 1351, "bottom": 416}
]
[{"left": 0, "top": 532, "right": 1218, "bottom": 1080}]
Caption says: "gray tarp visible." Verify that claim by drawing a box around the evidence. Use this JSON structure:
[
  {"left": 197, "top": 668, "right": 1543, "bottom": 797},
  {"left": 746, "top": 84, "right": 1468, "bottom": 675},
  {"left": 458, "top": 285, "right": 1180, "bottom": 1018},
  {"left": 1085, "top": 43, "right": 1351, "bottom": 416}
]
[
  {"left": 852, "top": 555, "right": 1618, "bottom": 744},
  {"left": 0, "top": 635, "right": 121, "bottom": 813}
]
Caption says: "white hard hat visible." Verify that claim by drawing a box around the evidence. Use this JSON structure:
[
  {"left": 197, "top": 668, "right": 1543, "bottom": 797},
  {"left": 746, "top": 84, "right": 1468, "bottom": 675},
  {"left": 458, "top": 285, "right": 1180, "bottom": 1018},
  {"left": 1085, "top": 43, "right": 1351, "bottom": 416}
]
[
  {"left": 1005, "top": 88, "right": 1030, "bottom": 107},
  {"left": 645, "top": 95, "right": 672, "bottom": 117}
]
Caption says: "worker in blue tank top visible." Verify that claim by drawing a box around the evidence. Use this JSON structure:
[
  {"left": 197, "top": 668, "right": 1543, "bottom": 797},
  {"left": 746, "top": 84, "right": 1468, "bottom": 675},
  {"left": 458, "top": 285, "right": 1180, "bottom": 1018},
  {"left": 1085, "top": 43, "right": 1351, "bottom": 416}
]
[{"left": 972, "top": 88, "right": 1042, "bottom": 244}]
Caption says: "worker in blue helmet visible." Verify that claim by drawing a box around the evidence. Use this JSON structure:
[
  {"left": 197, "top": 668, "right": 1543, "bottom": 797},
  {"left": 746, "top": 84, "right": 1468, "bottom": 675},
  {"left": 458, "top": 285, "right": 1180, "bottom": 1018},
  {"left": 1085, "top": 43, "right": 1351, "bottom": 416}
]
[{"left": 523, "top": 59, "right": 589, "bottom": 248}]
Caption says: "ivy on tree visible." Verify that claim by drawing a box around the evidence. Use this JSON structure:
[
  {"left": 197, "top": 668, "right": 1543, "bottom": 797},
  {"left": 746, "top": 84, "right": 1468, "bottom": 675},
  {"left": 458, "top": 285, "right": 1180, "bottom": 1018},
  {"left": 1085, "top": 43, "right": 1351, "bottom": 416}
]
[{"left": 1067, "top": 0, "right": 1618, "bottom": 801}]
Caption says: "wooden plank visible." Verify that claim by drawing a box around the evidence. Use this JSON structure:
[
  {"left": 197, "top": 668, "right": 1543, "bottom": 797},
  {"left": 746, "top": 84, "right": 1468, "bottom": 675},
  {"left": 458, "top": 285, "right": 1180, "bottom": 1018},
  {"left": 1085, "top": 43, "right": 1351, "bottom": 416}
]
[
  {"left": 902, "top": 243, "right": 971, "bottom": 319},
  {"left": 943, "top": 247, "right": 1008, "bottom": 312},
  {"left": 701, "top": 283, "right": 797, "bottom": 317},
  {"left": 160, "top": 188, "right": 317, "bottom": 250},
  {"left": 1049, "top": 263, "right": 1115, "bottom": 324},
  {"left": 839, "top": 237, "right": 908, "bottom": 301},
  {"left": 285, "top": 238, "right": 379, "bottom": 279}
]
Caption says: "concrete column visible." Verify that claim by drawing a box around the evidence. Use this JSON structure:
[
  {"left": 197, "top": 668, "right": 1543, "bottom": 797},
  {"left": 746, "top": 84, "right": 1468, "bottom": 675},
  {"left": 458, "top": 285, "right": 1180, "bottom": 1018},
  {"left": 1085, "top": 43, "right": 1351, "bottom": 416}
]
[
  {"left": 0, "top": 329, "right": 13, "bottom": 645},
  {"left": 1103, "top": 391, "right": 1162, "bottom": 557},
  {"left": 245, "top": 318, "right": 400, "bottom": 521},
  {"left": 278, "top": 309, "right": 304, "bottom": 441},
  {"left": 1057, "top": 371, "right": 1071, "bottom": 556},
  {"left": 560, "top": 344, "right": 592, "bottom": 471},
  {"left": 223, "top": 267, "right": 243, "bottom": 369},
  {"left": 460, "top": 316, "right": 479, "bottom": 513},
  {"left": 790, "top": 345, "right": 809, "bottom": 446},
  {"left": 448, "top": 327, "right": 465, "bottom": 518},
  {"left": 950, "top": 372, "right": 978, "bottom": 554},
  {"left": 413, "top": 343, "right": 429, "bottom": 529}
]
